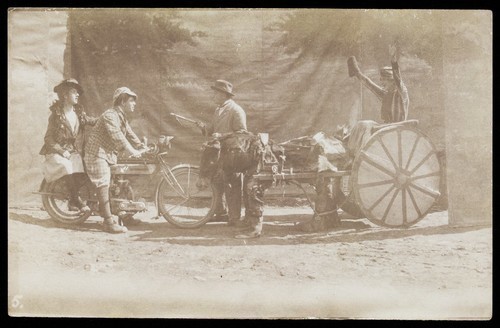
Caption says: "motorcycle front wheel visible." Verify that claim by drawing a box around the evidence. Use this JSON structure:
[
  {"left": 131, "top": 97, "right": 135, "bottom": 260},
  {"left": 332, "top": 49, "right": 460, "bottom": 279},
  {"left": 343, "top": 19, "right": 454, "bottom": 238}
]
[
  {"left": 41, "top": 177, "right": 92, "bottom": 225},
  {"left": 157, "top": 166, "right": 215, "bottom": 228}
]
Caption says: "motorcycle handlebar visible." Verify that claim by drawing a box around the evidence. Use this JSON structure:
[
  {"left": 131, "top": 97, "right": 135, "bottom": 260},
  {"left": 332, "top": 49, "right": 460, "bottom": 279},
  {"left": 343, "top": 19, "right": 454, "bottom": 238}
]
[{"left": 128, "top": 146, "right": 153, "bottom": 159}]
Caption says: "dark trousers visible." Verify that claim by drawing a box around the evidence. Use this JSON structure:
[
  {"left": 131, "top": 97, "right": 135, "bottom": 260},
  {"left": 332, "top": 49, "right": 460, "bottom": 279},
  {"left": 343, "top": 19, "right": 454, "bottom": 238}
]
[{"left": 212, "top": 171, "right": 243, "bottom": 221}]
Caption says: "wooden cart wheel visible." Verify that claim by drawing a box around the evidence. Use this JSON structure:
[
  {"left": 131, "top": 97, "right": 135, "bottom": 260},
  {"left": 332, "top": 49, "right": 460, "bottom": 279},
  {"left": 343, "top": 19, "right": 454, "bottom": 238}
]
[{"left": 351, "top": 125, "right": 442, "bottom": 228}]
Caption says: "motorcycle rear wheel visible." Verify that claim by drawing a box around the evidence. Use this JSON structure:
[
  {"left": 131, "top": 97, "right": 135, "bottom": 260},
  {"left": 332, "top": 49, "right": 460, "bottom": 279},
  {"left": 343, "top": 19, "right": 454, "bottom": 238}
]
[
  {"left": 157, "top": 166, "right": 215, "bottom": 228},
  {"left": 41, "top": 177, "right": 92, "bottom": 225}
]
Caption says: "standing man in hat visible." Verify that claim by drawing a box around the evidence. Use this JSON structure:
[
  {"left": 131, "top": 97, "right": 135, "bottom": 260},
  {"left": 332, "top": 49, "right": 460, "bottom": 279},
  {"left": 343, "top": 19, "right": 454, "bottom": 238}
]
[
  {"left": 348, "top": 44, "right": 409, "bottom": 123},
  {"left": 84, "top": 87, "right": 147, "bottom": 233},
  {"left": 40, "top": 79, "right": 97, "bottom": 213},
  {"left": 196, "top": 80, "right": 247, "bottom": 226}
]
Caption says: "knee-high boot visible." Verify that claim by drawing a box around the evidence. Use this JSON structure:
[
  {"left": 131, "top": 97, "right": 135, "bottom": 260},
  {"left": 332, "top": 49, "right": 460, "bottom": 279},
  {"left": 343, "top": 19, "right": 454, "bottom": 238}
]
[
  {"left": 64, "top": 174, "right": 90, "bottom": 212},
  {"left": 235, "top": 215, "right": 262, "bottom": 239},
  {"left": 97, "top": 185, "right": 127, "bottom": 234},
  {"left": 235, "top": 177, "right": 264, "bottom": 239}
]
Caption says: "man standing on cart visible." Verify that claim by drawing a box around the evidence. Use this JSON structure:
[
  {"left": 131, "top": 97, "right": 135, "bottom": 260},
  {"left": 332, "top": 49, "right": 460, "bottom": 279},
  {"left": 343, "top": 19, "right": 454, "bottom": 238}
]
[
  {"left": 196, "top": 80, "right": 248, "bottom": 227},
  {"left": 297, "top": 44, "right": 410, "bottom": 233},
  {"left": 348, "top": 44, "right": 409, "bottom": 123}
]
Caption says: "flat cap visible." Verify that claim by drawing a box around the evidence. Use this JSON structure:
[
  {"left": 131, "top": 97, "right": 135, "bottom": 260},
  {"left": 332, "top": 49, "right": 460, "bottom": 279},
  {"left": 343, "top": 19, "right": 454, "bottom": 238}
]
[{"left": 113, "top": 87, "right": 137, "bottom": 104}]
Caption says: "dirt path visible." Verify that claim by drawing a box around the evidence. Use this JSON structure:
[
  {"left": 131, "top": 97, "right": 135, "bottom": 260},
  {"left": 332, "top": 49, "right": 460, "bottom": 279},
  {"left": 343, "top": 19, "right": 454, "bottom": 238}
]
[{"left": 8, "top": 204, "right": 492, "bottom": 319}]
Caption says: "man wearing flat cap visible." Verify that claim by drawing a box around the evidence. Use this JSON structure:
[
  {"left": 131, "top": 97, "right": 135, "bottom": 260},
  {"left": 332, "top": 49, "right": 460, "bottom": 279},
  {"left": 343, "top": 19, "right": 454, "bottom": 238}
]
[
  {"left": 197, "top": 80, "right": 247, "bottom": 226},
  {"left": 348, "top": 44, "right": 409, "bottom": 123},
  {"left": 84, "top": 87, "right": 147, "bottom": 233}
]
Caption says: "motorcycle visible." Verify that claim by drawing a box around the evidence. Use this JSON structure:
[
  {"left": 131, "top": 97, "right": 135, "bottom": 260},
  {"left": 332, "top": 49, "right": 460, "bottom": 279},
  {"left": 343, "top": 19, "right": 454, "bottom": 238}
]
[{"left": 36, "top": 136, "right": 216, "bottom": 229}]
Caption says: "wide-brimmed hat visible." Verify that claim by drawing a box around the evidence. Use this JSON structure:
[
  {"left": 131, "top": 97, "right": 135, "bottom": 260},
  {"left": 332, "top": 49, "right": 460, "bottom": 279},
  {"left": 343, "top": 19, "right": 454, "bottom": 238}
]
[
  {"left": 211, "top": 80, "right": 235, "bottom": 97},
  {"left": 53, "top": 78, "right": 84, "bottom": 95},
  {"left": 379, "top": 66, "right": 394, "bottom": 79},
  {"left": 113, "top": 87, "right": 138, "bottom": 104}
]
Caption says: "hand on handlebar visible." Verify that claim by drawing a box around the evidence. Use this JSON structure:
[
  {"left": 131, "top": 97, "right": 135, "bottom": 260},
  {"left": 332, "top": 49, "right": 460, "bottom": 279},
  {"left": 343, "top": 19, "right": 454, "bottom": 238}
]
[
  {"left": 129, "top": 149, "right": 142, "bottom": 158},
  {"left": 129, "top": 147, "right": 150, "bottom": 158}
]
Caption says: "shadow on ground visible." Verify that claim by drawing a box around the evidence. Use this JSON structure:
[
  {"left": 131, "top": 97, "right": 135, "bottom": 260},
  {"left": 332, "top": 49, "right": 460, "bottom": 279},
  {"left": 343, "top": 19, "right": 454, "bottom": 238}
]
[
  {"left": 131, "top": 218, "right": 487, "bottom": 246},
  {"left": 9, "top": 211, "right": 105, "bottom": 232},
  {"left": 9, "top": 209, "right": 487, "bottom": 247}
]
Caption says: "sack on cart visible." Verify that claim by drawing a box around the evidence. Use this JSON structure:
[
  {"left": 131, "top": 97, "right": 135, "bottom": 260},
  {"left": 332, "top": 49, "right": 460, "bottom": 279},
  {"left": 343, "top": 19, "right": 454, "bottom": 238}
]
[{"left": 278, "top": 132, "right": 347, "bottom": 172}]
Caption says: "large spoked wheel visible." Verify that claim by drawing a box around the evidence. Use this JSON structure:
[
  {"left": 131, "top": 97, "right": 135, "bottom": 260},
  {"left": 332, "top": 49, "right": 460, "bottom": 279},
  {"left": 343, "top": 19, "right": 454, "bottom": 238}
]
[
  {"left": 41, "top": 177, "right": 92, "bottom": 225},
  {"left": 157, "top": 166, "right": 216, "bottom": 228},
  {"left": 351, "top": 125, "right": 442, "bottom": 228}
]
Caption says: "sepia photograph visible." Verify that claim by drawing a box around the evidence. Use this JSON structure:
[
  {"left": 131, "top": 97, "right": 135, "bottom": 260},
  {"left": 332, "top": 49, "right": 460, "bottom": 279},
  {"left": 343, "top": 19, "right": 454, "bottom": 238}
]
[{"left": 7, "top": 8, "right": 492, "bottom": 319}]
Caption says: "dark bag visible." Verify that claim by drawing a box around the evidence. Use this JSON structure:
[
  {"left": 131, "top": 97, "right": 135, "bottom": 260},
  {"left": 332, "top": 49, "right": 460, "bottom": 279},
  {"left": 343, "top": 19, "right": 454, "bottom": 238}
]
[
  {"left": 279, "top": 136, "right": 318, "bottom": 170},
  {"left": 220, "top": 132, "right": 264, "bottom": 174}
]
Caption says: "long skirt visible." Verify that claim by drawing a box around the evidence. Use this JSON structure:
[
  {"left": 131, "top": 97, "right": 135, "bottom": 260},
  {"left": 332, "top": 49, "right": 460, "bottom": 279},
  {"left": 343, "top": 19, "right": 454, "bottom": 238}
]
[{"left": 43, "top": 152, "right": 84, "bottom": 183}]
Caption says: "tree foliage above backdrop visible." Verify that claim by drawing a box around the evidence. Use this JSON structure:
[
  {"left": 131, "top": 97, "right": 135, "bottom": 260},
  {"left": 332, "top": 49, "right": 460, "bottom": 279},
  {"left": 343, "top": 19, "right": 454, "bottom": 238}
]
[
  {"left": 268, "top": 10, "right": 487, "bottom": 68},
  {"left": 68, "top": 10, "right": 207, "bottom": 56},
  {"left": 267, "top": 10, "right": 363, "bottom": 59}
]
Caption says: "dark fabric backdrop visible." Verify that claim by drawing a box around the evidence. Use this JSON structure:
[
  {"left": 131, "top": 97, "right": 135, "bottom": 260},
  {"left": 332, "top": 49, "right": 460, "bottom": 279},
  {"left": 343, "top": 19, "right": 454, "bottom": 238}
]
[{"left": 67, "top": 9, "right": 444, "bottom": 167}]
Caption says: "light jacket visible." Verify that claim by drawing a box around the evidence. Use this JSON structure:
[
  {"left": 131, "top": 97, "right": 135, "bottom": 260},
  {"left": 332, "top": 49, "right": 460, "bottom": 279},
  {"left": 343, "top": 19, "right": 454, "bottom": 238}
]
[{"left": 203, "top": 99, "right": 247, "bottom": 136}]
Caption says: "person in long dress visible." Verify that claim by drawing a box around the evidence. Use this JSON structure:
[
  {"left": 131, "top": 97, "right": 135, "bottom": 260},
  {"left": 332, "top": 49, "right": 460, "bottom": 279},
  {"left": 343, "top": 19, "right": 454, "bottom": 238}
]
[{"left": 39, "top": 79, "right": 97, "bottom": 212}]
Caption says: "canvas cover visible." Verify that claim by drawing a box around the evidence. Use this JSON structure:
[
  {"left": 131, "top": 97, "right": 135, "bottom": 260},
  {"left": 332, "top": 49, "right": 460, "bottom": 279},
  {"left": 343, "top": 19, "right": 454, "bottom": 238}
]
[{"left": 278, "top": 132, "right": 347, "bottom": 172}]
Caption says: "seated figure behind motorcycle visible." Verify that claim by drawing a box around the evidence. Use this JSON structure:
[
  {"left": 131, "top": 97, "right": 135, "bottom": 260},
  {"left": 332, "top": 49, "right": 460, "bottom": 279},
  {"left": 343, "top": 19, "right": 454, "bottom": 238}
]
[{"left": 39, "top": 79, "right": 97, "bottom": 212}]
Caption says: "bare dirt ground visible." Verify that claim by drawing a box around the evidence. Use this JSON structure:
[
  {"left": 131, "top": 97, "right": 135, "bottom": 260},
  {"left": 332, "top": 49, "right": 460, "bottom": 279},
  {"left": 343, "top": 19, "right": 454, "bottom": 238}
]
[{"left": 8, "top": 202, "right": 492, "bottom": 319}]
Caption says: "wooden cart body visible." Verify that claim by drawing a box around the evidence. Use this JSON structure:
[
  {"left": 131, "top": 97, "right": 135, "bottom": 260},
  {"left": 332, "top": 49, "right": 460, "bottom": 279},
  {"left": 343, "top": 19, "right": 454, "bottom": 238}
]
[{"left": 254, "top": 123, "right": 443, "bottom": 228}]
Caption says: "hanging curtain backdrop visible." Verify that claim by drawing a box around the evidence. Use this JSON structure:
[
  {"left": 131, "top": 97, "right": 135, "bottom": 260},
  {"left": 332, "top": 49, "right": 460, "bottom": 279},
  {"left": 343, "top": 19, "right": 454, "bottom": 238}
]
[
  {"left": 10, "top": 9, "right": 454, "bottom": 203},
  {"left": 67, "top": 9, "right": 443, "bottom": 166}
]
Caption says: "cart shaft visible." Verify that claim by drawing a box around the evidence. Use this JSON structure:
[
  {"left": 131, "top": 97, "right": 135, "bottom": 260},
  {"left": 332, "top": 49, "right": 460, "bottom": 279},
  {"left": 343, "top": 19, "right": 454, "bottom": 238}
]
[{"left": 254, "top": 170, "right": 350, "bottom": 181}]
